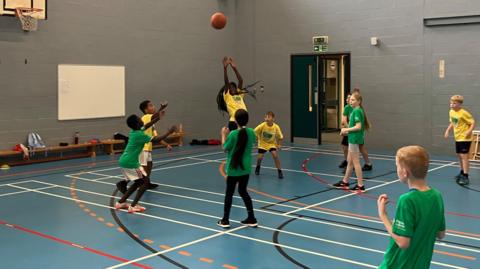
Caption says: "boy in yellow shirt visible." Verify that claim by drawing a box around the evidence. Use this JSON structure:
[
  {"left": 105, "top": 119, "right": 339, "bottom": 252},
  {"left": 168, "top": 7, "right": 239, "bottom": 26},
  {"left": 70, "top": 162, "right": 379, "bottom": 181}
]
[
  {"left": 254, "top": 111, "right": 284, "bottom": 179},
  {"left": 444, "top": 95, "right": 475, "bottom": 185},
  {"left": 139, "top": 100, "right": 172, "bottom": 189}
]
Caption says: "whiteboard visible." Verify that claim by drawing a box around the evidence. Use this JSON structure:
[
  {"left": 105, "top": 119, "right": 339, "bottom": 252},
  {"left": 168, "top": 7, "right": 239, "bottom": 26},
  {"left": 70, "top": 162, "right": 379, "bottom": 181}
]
[{"left": 58, "top": 64, "right": 125, "bottom": 120}]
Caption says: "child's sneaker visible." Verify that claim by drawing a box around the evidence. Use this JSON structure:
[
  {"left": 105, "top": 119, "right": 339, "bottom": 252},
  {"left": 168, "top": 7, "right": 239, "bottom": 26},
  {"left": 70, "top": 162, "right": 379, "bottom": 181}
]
[
  {"left": 217, "top": 219, "right": 230, "bottom": 228},
  {"left": 333, "top": 180, "right": 349, "bottom": 188},
  {"left": 457, "top": 174, "right": 470, "bottom": 186},
  {"left": 454, "top": 173, "right": 462, "bottom": 182},
  {"left": 278, "top": 170, "right": 284, "bottom": 179},
  {"left": 255, "top": 166, "right": 260, "bottom": 175},
  {"left": 241, "top": 218, "right": 258, "bottom": 227},
  {"left": 362, "top": 164, "right": 373, "bottom": 171},
  {"left": 338, "top": 160, "right": 348, "bottom": 168},
  {"left": 350, "top": 184, "right": 366, "bottom": 192},
  {"left": 128, "top": 205, "right": 146, "bottom": 213},
  {"left": 116, "top": 180, "right": 128, "bottom": 194},
  {"left": 115, "top": 202, "right": 130, "bottom": 210}
]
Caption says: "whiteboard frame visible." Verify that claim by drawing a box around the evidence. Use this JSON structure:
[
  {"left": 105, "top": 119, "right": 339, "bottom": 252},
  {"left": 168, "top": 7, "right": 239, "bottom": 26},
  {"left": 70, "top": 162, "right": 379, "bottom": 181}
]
[{"left": 58, "top": 64, "right": 126, "bottom": 121}]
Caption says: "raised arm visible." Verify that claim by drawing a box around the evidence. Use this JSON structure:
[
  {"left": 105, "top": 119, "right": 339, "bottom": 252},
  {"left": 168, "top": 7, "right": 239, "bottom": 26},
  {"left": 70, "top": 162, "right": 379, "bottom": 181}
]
[
  {"left": 151, "top": 125, "right": 177, "bottom": 143},
  {"left": 144, "top": 102, "right": 168, "bottom": 130},
  {"left": 230, "top": 58, "right": 243, "bottom": 90},
  {"left": 223, "top": 57, "right": 230, "bottom": 89}
]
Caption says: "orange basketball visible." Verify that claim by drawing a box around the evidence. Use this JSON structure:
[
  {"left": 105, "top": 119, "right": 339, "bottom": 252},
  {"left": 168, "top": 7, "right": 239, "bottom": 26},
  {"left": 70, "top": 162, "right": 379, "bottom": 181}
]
[{"left": 211, "top": 12, "right": 227, "bottom": 30}]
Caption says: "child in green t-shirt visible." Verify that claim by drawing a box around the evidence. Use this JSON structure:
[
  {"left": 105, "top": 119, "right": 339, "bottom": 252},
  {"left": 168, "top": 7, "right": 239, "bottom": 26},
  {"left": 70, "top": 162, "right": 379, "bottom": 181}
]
[
  {"left": 377, "top": 145, "right": 446, "bottom": 269},
  {"left": 217, "top": 109, "right": 257, "bottom": 229},
  {"left": 334, "top": 92, "right": 370, "bottom": 192}
]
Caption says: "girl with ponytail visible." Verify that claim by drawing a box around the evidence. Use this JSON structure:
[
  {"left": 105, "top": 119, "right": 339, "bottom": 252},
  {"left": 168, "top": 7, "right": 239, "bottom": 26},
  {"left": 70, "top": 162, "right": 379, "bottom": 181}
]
[{"left": 217, "top": 109, "right": 258, "bottom": 228}]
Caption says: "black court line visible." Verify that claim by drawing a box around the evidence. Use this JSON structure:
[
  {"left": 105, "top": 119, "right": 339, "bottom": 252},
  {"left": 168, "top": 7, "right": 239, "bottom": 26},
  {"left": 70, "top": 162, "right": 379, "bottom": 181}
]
[
  {"left": 260, "top": 188, "right": 336, "bottom": 210},
  {"left": 273, "top": 218, "right": 310, "bottom": 269},
  {"left": 458, "top": 182, "right": 480, "bottom": 193},
  {"left": 267, "top": 207, "right": 480, "bottom": 254},
  {"left": 109, "top": 189, "right": 188, "bottom": 269}
]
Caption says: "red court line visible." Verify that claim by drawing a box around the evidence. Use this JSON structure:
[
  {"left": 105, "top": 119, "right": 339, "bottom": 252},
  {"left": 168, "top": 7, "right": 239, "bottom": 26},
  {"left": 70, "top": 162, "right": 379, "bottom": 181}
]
[
  {"left": 303, "top": 153, "right": 480, "bottom": 221},
  {"left": 0, "top": 220, "right": 153, "bottom": 269}
]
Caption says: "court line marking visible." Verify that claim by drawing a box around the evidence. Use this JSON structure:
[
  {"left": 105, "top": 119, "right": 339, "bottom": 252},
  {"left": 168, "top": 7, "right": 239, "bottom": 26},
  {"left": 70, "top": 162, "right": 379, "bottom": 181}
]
[
  {"left": 33, "top": 180, "right": 393, "bottom": 253},
  {"left": 0, "top": 185, "right": 57, "bottom": 198},
  {"left": 8, "top": 184, "right": 382, "bottom": 269},
  {"left": 0, "top": 220, "right": 153, "bottom": 269},
  {"left": 286, "top": 147, "right": 480, "bottom": 170},
  {"left": 283, "top": 162, "right": 457, "bottom": 216},
  {"left": 186, "top": 156, "right": 392, "bottom": 183},
  {"left": 0, "top": 179, "right": 34, "bottom": 187},
  {"left": 66, "top": 171, "right": 480, "bottom": 244},
  {"left": 33, "top": 179, "right": 480, "bottom": 256},
  {"left": 70, "top": 151, "right": 226, "bottom": 176}
]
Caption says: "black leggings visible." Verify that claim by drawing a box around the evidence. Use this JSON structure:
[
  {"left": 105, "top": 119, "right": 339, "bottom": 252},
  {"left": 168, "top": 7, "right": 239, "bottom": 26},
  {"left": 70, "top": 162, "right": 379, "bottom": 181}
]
[
  {"left": 118, "top": 177, "right": 149, "bottom": 207},
  {"left": 223, "top": 174, "right": 255, "bottom": 221}
]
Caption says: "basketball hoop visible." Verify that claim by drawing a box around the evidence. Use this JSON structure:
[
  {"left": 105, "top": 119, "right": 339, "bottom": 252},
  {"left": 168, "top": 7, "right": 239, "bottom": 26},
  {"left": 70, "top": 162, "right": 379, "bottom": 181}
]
[{"left": 15, "top": 7, "right": 43, "bottom": 32}]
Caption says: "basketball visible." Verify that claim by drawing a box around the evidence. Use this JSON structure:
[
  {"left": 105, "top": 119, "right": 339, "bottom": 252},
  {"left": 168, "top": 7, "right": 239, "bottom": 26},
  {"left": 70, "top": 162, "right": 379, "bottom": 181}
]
[{"left": 211, "top": 12, "right": 227, "bottom": 30}]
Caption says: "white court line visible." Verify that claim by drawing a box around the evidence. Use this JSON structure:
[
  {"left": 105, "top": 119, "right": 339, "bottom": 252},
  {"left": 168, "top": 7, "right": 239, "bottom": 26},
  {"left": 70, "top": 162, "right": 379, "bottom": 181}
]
[
  {"left": 283, "top": 161, "right": 457, "bottom": 216},
  {"left": 29, "top": 180, "right": 472, "bottom": 269},
  {"left": 0, "top": 180, "right": 34, "bottom": 187},
  {"left": 288, "top": 146, "right": 455, "bottom": 164},
  {"left": 8, "top": 184, "right": 381, "bottom": 269},
  {"left": 288, "top": 147, "right": 480, "bottom": 171},
  {"left": 68, "top": 168, "right": 480, "bottom": 244},
  {"left": 47, "top": 177, "right": 480, "bottom": 253},
  {"left": 186, "top": 156, "right": 392, "bottom": 183},
  {"left": 106, "top": 226, "right": 247, "bottom": 269},
  {"left": 0, "top": 185, "right": 57, "bottom": 197},
  {"left": 70, "top": 150, "right": 226, "bottom": 176},
  {"left": 37, "top": 180, "right": 390, "bottom": 252}
]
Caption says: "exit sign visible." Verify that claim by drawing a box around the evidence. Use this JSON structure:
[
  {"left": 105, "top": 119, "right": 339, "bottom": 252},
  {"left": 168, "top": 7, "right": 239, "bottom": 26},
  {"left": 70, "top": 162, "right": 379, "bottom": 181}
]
[{"left": 313, "top": 36, "right": 328, "bottom": 52}]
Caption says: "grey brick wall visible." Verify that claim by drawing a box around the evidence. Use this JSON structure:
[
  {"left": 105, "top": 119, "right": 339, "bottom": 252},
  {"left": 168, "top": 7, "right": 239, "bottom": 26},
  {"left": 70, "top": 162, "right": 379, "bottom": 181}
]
[
  {"left": 1, "top": 0, "right": 479, "bottom": 155},
  {"left": 0, "top": 0, "right": 238, "bottom": 149}
]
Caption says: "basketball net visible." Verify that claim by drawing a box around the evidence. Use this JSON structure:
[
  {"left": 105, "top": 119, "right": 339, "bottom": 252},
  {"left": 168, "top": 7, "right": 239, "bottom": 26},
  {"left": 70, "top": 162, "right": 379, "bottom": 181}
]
[{"left": 15, "top": 7, "right": 43, "bottom": 32}]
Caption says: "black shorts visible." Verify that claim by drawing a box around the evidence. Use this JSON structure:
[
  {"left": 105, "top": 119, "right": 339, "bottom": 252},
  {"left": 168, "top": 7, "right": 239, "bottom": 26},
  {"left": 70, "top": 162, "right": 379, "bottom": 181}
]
[
  {"left": 341, "top": 136, "right": 348, "bottom": 146},
  {"left": 456, "top": 141, "right": 472, "bottom": 154},
  {"left": 258, "top": 148, "right": 277, "bottom": 154},
  {"left": 228, "top": 121, "right": 238, "bottom": 131}
]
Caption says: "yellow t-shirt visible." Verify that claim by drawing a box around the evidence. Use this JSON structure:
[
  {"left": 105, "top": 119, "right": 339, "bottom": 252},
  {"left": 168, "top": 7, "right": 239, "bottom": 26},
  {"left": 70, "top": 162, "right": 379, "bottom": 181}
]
[
  {"left": 141, "top": 114, "right": 158, "bottom": 151},
  {"left": 254, "top": 122, "right": 284, "bottom": 150},
  {"left": 224, "top": 90, "right": 247, "bottom": 121},
  {"left": 449, "top": 108, "right": 474, "bottom": 141}
]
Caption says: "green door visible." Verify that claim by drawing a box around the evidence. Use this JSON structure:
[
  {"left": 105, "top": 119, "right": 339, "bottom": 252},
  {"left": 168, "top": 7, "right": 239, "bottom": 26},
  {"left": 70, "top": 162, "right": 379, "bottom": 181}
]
[{"left": 291, "top": 55, "right": 319, "bottom": 142}]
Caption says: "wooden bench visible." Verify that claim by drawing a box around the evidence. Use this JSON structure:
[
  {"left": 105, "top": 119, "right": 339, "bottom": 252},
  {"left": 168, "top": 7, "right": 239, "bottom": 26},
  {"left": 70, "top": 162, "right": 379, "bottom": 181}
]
[
  {"left": 101, "top": 139, "right": 126, "bottom": 155},
  {"left": 0, "top": 143, "right": 97, "bottom": 166},
  {"left": 469, "top": 130, "right": 480, "bottom": 162},
  {"left": 102, "top": 131, "right": 185, "bottom": 155}
]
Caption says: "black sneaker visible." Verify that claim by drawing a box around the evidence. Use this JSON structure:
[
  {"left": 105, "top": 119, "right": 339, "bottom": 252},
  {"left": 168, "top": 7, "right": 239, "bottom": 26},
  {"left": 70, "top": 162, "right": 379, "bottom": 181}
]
[
  {"left": 350, "top": 184, "right": 366, "bottom": 192},
  {"left": 278, "top": 170, "right": 284, "bottom": 179},
  {"left": 362, "top": 164, "right": 373, "bottom": 171},
  {"left": 255, "top": 166, "right": 260, "bottom": 176},
  {"left": 338, "top": 160, "right": 348, "bottom": 168},
  {"left": 116, "top": 180, "right": 128, "bottom": 194},
  {"left": 458, "top": 175, "right": 470, "bottom": 186},
  {"left": 148, "top": 183, "right": 159, "bottom": 189},
  {"left": 454, "top": 173, "right": 462, "bottom": 182},
  {"left": 217, "top": 219, "right": 230, "bottom": 229},
  {"left": 241, "top": 218, "right": 258, "bottom": 227},
  {"left": 333, "top": 180, "right": 349, "bottom": 188}
]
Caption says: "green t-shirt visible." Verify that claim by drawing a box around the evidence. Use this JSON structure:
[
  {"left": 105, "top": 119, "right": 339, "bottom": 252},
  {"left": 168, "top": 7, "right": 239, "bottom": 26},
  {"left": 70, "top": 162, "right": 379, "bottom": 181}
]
[
  {"left": 119, "top": 130, "right": 152, "bottom": 169},
  {"left": 379, "top": 188, "right": 445, "bottom": 269},
  {"left": 224, "top": 128, "right": 256, "bottom": 177},
  {"left": 348, "top": 107, "right": 365, "bottom": 144},
  {"left": 343, "top": 104, "right": 353, "bottom": 121}
]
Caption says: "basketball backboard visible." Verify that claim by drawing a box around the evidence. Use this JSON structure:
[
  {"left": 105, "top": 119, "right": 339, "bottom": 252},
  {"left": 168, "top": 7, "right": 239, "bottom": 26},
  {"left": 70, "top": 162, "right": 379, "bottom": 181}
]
[{"left": 0, "top": 0, "right": 47, "bottom": 19}]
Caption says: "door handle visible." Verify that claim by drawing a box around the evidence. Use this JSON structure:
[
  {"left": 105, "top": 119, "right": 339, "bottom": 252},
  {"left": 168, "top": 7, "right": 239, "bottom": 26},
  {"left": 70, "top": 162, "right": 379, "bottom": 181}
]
[{"left": 308, "top": 65, "right": 313, "bottom": 112}]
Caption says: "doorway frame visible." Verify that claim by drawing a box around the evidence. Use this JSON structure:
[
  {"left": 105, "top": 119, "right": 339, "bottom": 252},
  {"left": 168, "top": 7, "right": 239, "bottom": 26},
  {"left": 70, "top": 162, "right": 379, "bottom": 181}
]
[{"left": 290, "top": 52, "right": 351, "bottom": 145}]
